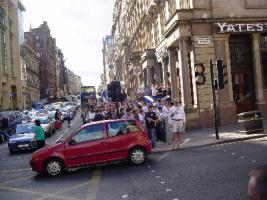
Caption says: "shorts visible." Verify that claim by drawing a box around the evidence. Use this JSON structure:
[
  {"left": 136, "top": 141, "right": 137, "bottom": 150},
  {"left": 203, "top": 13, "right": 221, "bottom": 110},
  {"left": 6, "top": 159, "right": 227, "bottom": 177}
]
[{"left": 171, "top": 120, "right": 184, "bottom": 133}]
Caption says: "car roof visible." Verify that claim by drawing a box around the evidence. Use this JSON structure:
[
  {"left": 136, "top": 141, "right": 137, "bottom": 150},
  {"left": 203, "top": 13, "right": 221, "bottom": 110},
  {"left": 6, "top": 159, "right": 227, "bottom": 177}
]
[{"left": 81, "top": 119, "right": 136, "bottom": 128}]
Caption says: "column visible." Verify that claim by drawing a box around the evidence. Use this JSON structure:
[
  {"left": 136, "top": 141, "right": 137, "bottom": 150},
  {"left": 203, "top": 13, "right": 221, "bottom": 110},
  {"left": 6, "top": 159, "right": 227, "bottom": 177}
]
[
  {"left": 162, "top": 58, "right": 169, "bottom": 86},
  {"left": 224, "top": 35, "right": 235, "bottom": 102},
  {"left": 168, "top": 47, "right": 179, "bottom": 100},
  {"left": 252, "top": 33, "right": 265, "bottom": 103},
  {"left": 178, "top": 37, "right": 192, "bottom": 106}
]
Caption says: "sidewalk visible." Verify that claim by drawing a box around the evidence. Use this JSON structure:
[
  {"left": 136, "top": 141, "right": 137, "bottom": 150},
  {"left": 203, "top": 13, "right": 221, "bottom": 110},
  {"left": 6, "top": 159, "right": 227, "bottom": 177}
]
[{"left": 153, "top": 120, "right": 267, "bottom": 153}]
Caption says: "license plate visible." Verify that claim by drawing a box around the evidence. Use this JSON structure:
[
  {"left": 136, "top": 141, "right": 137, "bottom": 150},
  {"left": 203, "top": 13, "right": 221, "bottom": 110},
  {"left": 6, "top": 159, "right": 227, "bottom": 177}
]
[{"left": 18, "top": 144, "right": 29, "bottom": 148}]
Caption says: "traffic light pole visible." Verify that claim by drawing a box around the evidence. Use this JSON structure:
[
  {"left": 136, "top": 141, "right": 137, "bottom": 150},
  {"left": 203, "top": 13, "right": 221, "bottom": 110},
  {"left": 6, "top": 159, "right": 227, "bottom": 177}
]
[{"left": 210, "top": 59, "right": 220, "bottom": 140}]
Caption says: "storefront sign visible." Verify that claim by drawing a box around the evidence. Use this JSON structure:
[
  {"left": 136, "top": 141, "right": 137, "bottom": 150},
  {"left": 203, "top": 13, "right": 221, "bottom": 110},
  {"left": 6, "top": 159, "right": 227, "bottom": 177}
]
[
  {"left": 197, "top": 37, "right": 211, "bottom": 45},
  {"left": 215, "top": 22, "right": 267, "bottom": 33}
]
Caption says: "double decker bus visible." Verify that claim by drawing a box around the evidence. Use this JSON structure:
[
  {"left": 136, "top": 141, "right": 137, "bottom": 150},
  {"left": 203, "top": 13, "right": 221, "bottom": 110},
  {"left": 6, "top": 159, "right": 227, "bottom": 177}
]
[{"left": 80, "top": 86, "right": 97, "bottom": 110}]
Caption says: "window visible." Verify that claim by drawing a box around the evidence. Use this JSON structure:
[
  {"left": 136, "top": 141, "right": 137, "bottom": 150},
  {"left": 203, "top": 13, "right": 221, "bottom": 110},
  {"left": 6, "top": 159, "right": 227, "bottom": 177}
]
[
  {"left": 107, "top": 121, "right": 141, "bottom": 137},
  {"left": 260, "top": 34, "right": 267, "bottom": 88},
  {"left": 0, "top": 9, "right": 7, "bottom": 71},
  {"left": 35, "top": 35, "right": 40, "bottom": 40},
  {"left": 73, "top": 124, "right": 103, "bottom": 143}
]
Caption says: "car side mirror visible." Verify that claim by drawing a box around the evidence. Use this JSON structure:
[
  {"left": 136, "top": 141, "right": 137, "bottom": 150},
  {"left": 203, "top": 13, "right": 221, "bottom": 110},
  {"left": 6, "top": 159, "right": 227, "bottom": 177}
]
[{"left": 68, "top": 138, "right": 76, "bottom": 145}]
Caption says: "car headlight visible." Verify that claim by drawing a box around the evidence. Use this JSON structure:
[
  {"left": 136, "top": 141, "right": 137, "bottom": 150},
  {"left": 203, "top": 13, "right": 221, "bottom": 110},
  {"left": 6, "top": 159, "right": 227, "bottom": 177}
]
[{"left": 9, "top": 140, "right": 16, "bottom": 144}]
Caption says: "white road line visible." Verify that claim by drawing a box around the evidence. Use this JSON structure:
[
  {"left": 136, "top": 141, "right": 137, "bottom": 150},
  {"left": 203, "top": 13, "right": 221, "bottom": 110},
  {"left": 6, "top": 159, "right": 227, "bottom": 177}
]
[
  {"left": 55, "top": 134, "right": 64, "bottom": 143},
  {"left": 157, "top": 151, "right": 171, "bottom": 161},
  {"left": 0, "top": 168, "right": 32, "bottom": 173}
]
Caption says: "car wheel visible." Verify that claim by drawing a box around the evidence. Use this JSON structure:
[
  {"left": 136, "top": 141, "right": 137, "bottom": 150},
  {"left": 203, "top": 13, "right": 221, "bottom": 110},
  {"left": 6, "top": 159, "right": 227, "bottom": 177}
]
[
  {"left": 129, "top": 147, "right": 147, "bottom": 165},
  {"left": 44, "top": 158, "right": 64, "bottom": 176}
]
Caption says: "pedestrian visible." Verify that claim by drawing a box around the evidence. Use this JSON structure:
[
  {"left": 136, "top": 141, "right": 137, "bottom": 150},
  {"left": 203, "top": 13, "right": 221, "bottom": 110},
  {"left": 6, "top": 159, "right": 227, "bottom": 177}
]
[
  {"left": 122, "top": 108, "right": 135, "bottom": 120},
  {"left": 145, "top": 105, "right": 158, "bottom": 148},
  {"left": 248, "top": 164, "right": 267, "bottom": 200},
  {"left": 94, "top": 109, "right": 104, "bottom": 121},
  {"left": 34, "top": 119, "right": 45, "bottom": 149},
  {"left": 162, "top": 100, "right": 171, "bottom": 144},
  {"left": 66, "top": 111, "right": 71, "bottom": 127},
  {"left": 133, "top": 109, "right": 140, "bottom": 121},
  {"left": 168, "top": 99, "right": 186, "bottom": 149},
  {"left": 54, "top": 109, "right": 62, "bottom": 129}
]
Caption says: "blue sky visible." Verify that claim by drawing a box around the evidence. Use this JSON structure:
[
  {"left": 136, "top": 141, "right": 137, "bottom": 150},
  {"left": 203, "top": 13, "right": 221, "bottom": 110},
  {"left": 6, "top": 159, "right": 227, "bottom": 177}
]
[{"left": 22, "top": 0, "right": 115, "bottom": 87}]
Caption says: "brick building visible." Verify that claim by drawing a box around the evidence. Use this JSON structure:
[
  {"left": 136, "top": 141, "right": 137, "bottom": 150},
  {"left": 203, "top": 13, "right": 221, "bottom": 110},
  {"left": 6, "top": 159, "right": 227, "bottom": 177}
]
[{"left": 25, "top": 21, "right": 58, "bottom": 100}]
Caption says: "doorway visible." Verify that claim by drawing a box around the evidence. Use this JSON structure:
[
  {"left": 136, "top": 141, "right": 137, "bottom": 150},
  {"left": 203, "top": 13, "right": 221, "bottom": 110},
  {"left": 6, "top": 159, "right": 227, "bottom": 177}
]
[{"left": 229, "top": 35, "right": 256, "bottom": 114}]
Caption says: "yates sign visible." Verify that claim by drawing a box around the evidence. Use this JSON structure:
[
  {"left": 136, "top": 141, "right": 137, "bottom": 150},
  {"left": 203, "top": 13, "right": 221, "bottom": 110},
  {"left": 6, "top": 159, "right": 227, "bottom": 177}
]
[{"left": 216, "top": 22, "right": 267, "bottom": 33}]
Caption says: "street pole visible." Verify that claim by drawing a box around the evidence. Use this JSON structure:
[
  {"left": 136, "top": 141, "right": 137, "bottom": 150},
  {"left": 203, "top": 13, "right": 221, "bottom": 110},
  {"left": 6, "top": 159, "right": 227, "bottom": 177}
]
[
  {"left": 116, "top": 97, "right": 119, "bottom": 119},
  {"left": 210, "top": 59, "right": 219, "bottom": 140}
]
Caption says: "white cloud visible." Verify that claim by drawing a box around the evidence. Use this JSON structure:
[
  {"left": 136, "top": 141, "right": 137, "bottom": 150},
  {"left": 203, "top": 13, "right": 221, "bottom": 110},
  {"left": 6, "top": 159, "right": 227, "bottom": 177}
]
[{"left": 22, "top": 0, "right": 114, "bottom": 87}]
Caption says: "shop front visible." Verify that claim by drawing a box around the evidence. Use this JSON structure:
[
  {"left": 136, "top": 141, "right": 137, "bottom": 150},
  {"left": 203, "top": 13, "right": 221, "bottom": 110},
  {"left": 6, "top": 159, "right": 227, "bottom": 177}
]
[{"left": 214, "top": 21, "right": 267, "bottom": 119}]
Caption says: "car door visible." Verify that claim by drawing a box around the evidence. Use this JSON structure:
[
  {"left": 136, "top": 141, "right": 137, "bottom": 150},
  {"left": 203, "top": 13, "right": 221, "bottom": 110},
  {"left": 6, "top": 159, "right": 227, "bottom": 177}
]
[
  {"left": 105, "top": 120, "right": 141, "bottom": 160},
  {"left": 63, "top": 124, "right": 108, "bottom": 167}
]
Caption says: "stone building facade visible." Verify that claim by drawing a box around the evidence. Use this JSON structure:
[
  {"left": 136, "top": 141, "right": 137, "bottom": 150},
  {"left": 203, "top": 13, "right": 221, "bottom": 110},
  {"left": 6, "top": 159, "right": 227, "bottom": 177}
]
[
  {"left": 102, "top": 35, "right": 116, "bottom": 84},
  {"left": 109, "top": 0, "right": 267, "bottom": 128},
  {"left": 0, "top": 0, "right": 24, "bottom": 110},
  {"left": 25, "top": 21, "right": 58, "bottom": 100}
]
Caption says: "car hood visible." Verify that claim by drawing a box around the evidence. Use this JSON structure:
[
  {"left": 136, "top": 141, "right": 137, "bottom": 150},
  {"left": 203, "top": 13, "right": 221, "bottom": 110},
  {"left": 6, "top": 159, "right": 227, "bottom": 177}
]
[
  {"left": 41, "top": 124, "right": 49, "bottom": 129},
  {"left": 34, "top": 142, "right": 64, "bottom": 155},
  {"left": 9, "top": 133, "right": 35, "bottom": 142}
]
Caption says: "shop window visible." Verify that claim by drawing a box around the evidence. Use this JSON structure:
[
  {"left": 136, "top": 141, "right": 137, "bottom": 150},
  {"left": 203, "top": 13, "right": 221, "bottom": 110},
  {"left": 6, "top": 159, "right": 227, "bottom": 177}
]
[{"left": 260, "top": 34, "right": 267, "bottom": 88}]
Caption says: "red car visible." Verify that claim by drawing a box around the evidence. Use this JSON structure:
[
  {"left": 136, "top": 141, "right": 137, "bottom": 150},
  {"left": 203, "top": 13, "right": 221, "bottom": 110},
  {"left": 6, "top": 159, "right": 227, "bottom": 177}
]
[{"left": 30, "top": 119, "right": 152, "bottom": 176}]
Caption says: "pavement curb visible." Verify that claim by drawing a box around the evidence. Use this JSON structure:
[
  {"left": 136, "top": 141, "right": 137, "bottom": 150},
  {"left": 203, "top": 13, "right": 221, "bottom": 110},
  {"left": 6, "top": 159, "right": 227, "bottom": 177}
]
[{"left": 152, "top": 134, "right": 267, "bottom": 154}]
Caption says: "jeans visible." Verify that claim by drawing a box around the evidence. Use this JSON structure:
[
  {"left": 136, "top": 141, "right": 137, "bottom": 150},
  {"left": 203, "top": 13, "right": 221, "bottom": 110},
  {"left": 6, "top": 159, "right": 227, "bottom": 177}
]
[{"left": 147, "top": 128, "right": 156, "bottom": 148}]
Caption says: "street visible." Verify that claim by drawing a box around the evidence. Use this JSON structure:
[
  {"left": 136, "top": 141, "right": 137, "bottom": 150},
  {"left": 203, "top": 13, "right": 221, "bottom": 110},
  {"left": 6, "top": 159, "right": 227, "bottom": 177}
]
[{"left": 0, "top": 112, "right": 266, "bottom": 200}]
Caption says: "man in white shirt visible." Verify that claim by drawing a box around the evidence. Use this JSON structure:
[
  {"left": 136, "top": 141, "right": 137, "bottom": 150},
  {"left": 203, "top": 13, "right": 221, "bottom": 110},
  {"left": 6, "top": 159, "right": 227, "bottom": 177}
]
[
  {"left": 151, "top": 84, "right": 157, "bottom": 97},
  {"left": 161, "top": 100, "right": 171, "bottom": 144},
  {"left": 168, "top": 98, "right": 186, "bottom": 149}
]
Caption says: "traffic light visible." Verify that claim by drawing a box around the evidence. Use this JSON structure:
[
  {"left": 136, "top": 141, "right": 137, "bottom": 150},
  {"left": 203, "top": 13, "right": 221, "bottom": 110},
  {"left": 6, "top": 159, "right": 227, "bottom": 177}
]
[
  {"left": 195, "top": 63, "right": 206, "bottom": 85},
  {"left": 215, "top": 59, "right": 228, "bottom": 90},
  {"left": 107, "top": 82, "right": 116, "bottom": 101},
  {"left": 107, "top": 81, "right": 124, "bottom": 102}
]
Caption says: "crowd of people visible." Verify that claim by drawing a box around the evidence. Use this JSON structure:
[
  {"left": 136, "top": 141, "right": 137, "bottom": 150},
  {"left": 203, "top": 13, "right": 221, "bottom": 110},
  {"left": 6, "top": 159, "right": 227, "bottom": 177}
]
[{"left": 81, "top": 97, "right": 186, "bottom": 149}]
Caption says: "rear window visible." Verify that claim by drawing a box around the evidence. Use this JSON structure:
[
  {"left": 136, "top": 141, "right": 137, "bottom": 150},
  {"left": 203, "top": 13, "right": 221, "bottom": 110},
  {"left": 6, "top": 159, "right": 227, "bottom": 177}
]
[{"left": 107, "top": 120, "right": 141, "bottom": 137}]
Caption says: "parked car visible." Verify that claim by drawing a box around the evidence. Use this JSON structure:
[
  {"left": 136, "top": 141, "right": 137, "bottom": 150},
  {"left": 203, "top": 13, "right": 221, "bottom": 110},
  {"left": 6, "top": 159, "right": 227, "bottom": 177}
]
[
  {"left": 8, "top": 123, "right": 37, "bottom": 154},
  {"left": 35, "top": 117, "right": 55, "bottom": 137},
  {"left": 0, "top": 111, "right": 22, "bottom": 134},
  {"left": 30, "top": 119, "right": 152, "bottom": 176}
]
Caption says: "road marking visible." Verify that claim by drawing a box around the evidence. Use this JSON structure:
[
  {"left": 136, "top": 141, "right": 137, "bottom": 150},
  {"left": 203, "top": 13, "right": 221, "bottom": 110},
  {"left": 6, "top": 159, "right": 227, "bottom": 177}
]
[
  {"left": 36, "top": 181, "right": 90, "bottom": 200},
  {"left": 0, "top": 168, "right": 32, "bottom": 173},
  {"left": 0, "top": 174, "right": 34, "bottom": 185},
  {"left": 157, "top": 151, "right": 171, "bottom": 161},
  {"left": 86, "top": 169, "right": 101, "bottom": 200},
  {"left": 0, "top": 185, "right": 81, "bottom": 200},
  {"left": 55, "top": 134, "right": 64, "bottom": 143},
  {"left": 121, "top": 194, "right": 128, "bottom": 199}
]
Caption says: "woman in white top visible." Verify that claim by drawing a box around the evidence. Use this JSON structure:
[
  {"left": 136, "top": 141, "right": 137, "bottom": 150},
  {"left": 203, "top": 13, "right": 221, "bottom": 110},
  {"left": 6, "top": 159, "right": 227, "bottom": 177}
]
[{"left": 168, "top": 99, "right": 186, "bottom": 149}]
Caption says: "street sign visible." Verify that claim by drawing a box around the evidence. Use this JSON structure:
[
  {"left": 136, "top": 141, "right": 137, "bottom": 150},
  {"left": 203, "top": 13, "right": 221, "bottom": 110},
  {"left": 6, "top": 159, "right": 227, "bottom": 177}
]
[{"left": 197, "top": 37, "right": 211, "bottom": 45}]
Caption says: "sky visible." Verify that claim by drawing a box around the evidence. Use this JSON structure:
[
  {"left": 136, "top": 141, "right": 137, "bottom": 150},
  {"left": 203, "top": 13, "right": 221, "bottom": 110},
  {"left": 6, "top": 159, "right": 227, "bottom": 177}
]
[{"left": 21, "top": 0, "right": 115, "bottom": 88}]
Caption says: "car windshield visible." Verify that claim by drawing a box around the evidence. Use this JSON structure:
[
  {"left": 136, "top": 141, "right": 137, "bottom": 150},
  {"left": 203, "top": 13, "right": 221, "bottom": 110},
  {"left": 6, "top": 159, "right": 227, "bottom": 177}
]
[
  {"left": 16, "top": 125, "right": 35, "bottom": 134},
  {"left": 39, "top": 118, "right": 49, "bottom": 124}
]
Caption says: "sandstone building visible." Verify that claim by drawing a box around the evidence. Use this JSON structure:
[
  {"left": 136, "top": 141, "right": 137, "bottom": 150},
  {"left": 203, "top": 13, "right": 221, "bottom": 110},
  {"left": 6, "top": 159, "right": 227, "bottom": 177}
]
[{"left": 108, "top": 0, "right": 267, "bottom": 128}]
